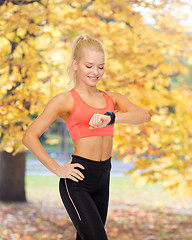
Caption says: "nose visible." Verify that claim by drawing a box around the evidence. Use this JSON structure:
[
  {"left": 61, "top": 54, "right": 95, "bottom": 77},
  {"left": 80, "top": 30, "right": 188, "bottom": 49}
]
[{"left": 93, "top": 67, "right": 98, "bottom": 75}]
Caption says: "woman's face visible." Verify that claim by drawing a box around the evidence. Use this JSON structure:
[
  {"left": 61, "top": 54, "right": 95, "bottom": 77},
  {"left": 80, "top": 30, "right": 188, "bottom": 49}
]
[{"left": 72, "top": 48, "right": 105, "bottom": 87}]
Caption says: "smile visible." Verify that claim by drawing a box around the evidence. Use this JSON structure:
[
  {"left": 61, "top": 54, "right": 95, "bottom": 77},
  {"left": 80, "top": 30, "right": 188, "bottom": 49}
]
[{"left": 88, "top": 76, "right": 99, "bottom": 80}]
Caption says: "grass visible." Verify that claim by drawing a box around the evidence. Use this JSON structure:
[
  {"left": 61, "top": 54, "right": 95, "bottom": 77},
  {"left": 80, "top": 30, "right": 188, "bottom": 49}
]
[{"left": 25, "top": 175, "right": 192, "bottom": 211}]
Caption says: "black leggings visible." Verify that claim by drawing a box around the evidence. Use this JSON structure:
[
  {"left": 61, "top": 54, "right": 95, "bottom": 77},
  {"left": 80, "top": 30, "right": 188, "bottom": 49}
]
[{"left": 59, "top": 154, "right": 111, "bottom": 240}]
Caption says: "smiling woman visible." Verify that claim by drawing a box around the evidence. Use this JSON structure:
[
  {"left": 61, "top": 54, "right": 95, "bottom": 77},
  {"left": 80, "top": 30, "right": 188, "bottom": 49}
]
[{"left": 22, "top": 34, "right": 151, "bottom": 240}]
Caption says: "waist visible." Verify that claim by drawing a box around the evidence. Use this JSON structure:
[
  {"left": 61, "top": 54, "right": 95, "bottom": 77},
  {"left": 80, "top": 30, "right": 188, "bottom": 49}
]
[
  {"left": 71, "top": 154, "right": 111, "bottom": 167},
  {"left": 73, "top": 136, "right": 113, "bottom": 161}
]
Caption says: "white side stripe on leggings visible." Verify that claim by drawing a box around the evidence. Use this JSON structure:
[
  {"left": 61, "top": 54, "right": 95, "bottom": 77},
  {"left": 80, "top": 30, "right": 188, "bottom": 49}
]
[{"left": 65, "top": 178, "right": 82, "bottom": 221}]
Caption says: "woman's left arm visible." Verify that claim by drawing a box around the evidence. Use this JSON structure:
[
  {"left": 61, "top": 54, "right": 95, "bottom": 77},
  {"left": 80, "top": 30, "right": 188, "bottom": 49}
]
[
  {"left": 89, "top": 92, "right": 151, "bottom": 129},
  {"left": 111, "top": 92, "right": 151, "bottom": 125}
]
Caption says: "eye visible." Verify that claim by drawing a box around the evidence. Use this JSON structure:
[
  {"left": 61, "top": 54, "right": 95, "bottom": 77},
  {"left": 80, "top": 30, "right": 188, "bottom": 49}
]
[{"left": 86, "top": 65, "right": 104, "bottom": 69}]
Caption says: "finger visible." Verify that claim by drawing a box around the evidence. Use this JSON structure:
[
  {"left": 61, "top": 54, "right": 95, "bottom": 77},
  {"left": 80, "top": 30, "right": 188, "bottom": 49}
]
[
  {"left": 89, "top": 118, "right": 94, "bottom": 127},
  {"left": 89, "top": 114, "right": 98, "bottom": 127},
  {"left": 92, "top": 117, "right": 99, "bottom": 127},
  {"left": 92, "top": 115, "right": 96, "bottom": 125},
  {"left": 89, "top": 115, "right": 100, "bottom": 128},
  {"left": 95, "top": 114, "right": 102, "bottom": 126},
  {"left": 96, "top": 114, "right": 102, "bottom": 124},
  {"left": 73, "top": 163, "right": 85, "bottom": 169},
  {"left": 70, "top": 172, "right": 83, "bottom": 181},
  {"left": 69, "top": 176, "right": 79, "bottom": 182},
  {"left": 89, "top": 117, "right": 92, "bottom": 126},
  {"left": 93, "top": 114, "right": 99, "bottom": 124},
  {"left": 93, "top": 115, "right": 98, "bottom": 125},
  {"left": 72, "top": 169, "right": 85, "bottom": 179},
  {"left": 97, "top": 114, "right": 102, "bottom": 123}
]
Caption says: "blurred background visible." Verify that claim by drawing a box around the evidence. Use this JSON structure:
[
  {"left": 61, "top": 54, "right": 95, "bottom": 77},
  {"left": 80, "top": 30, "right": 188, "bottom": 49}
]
[{"left": 0, "top": 0, "right": 192, "bottom": 239}]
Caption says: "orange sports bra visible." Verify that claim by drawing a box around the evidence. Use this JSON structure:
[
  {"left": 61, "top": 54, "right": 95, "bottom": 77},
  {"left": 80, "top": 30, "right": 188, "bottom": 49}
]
[{"left": 65, "top": 88, "right": 115, "bottom": 141}]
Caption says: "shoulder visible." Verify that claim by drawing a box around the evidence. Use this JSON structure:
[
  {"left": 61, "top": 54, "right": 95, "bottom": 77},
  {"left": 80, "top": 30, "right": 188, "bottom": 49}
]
[
  {"left": 104, "top": 91, "right": 116, "bottom": 102},
  {"left": 105, "top": 91, "right": 134, "bottom": 102},
  {"left": 52, "top": 91, "right": 72, "bottom": 102},
  {"left": 105, "top": 91, "right": 122, "bottom": 98},
  {"left": 105, "top": 91, "right": 141, "bottom": 112},
  {"left": 48, "top": 91, "right": 70, "bottom": 104},
  {"left": 46, "top": 90, "right": 73, "bottom": 113},
  {"left": 104, "top": 91, "right": 123, "bottom": 107}
]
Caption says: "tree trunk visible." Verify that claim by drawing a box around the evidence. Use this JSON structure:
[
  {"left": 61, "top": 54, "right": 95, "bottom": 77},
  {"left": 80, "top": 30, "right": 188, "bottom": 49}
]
[{"left": 0, "top": 151, "right": 26, "bottom": 202}]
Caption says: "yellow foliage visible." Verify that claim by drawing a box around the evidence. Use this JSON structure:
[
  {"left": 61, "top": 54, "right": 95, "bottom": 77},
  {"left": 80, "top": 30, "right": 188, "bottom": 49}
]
[{"left": 0, "top": 0, "right": 192, "bottom": 195}]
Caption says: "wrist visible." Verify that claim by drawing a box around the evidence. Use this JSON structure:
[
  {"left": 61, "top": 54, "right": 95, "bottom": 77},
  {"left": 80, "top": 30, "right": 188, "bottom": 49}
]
[
  {"left": 106, "top": 115, "right": 111, "bottom": 125},
  {"left": 104, "top": 111, "right": 116, "bottom": 125},
  {"left": 54, "top": 165, "right": 63, "bottom": 177}
]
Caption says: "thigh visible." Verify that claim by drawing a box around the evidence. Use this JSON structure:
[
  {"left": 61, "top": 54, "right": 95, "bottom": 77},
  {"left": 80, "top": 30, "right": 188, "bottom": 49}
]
[
  {"left": 75, "top": 232, "right": 83, "bottom": 240},
  {"left": 59, "top": 178, "right": 108, "bottom": 240},
  {"left": 92, "top": 175, "right": 110, "bottom": 225},
  {"left": 75, "top": 178, "right": 110, "bottom": 240}
]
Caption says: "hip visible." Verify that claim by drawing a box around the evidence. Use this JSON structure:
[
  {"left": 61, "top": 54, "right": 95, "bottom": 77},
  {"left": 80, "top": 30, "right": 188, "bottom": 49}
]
[{"left": 63, "top": 154, "right": 112, "bottom": 193}]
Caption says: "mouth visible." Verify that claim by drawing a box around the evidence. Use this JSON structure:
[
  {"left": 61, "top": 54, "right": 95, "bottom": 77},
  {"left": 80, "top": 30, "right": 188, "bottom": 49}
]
[{"left": 88, "top": 76, "right": 99, "bottom": 81}]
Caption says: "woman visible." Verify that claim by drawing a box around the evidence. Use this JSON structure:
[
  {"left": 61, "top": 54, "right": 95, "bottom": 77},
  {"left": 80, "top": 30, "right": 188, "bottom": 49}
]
[{"left": 22, "top": 34, "right": 151, "bottom": 240}]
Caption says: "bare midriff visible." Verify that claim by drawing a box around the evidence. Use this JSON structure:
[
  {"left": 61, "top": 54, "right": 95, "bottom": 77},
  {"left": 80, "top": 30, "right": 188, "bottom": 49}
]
[
  {"left": 73, "top": 135, "right": 113, "bottom": 161},
  {"left": 59, "top": 91, "right": 115, "bottom": 162}
]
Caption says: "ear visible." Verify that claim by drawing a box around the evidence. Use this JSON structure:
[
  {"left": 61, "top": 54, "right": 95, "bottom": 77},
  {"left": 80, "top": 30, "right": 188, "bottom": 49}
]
[{"left": 72, "top": 59, "right": 78, "bottom": 71}]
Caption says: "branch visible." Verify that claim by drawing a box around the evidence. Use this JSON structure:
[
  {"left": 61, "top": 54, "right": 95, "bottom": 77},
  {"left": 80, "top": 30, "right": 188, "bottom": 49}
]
[
  {"left": 4, "top": 80, "right": 24, "bottom": 99},
  {"left": 161, "top": 71, "right": 180, "bottom": 78},
  {"left": 95, "top": 13, "right": 133, "bottom": 28},
  {"left": 82, "top": 0, "right": 95, "bottom": 11},
  {"left": 68, "top": 1, "right": 133, "bottom": 29},
  {"left": 0, "top": 0, "right": 41, "bottom": 5}
]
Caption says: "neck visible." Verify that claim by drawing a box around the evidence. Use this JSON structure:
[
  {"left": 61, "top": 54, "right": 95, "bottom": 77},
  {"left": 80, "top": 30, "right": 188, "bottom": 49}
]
[{"left": 74, "top": 83, "right": 99, "bottom": 95}]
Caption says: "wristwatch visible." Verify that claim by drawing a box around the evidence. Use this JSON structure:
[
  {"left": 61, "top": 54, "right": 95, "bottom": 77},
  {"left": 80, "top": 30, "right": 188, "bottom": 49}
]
[{"left": 104, "top": 111, "right": 116, "bottom": 125}]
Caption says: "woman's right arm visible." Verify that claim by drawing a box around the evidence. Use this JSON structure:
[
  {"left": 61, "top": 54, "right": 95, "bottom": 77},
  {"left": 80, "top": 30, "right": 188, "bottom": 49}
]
[{"left": 22, "top": 92, "right": 85, "bottom": 182}]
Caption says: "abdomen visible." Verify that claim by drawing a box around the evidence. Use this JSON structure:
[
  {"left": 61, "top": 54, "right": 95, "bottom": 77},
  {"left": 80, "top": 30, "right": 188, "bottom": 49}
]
[{"left": 73, "top": 136, "right": 113, "bottom": 161}]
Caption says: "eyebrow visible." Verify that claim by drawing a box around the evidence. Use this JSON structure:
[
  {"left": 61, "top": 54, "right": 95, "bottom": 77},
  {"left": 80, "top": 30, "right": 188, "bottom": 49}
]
[{"left": 85, "top": 62, "right": 105, "bottom": 65}]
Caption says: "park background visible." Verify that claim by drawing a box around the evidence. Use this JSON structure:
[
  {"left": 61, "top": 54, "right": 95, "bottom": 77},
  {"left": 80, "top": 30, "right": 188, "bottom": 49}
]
[{"left": 0, "top": 0, "right": 192, "bottom": 239}]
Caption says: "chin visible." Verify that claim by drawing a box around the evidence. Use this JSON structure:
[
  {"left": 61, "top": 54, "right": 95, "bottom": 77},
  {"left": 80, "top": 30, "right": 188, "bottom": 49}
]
[
  {"left": 88, "top": 83, "right": 98, "bottom": 87},
  {"left": 90, "top": 80, "right": 100, "bottom": 86}
]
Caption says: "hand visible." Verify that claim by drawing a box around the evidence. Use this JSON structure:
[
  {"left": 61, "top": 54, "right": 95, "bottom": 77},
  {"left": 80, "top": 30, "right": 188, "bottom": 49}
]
[
  {"left": 89, "top": 113, "right": 111, "bottom": 129},
  {"left": 56, "top": 159, "right": 85, "bottom": 182}
]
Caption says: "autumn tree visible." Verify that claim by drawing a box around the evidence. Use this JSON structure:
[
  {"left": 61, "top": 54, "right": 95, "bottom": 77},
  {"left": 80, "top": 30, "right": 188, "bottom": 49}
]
[
  {"left": 0, "top": 0, "right": 56, "bottom": 201},
  {"left": 0, "top": 0, "right": 192, "bottom": 201}
]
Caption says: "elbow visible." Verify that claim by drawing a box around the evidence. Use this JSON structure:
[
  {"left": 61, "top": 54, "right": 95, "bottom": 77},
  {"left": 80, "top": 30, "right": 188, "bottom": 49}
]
[
  {"left": 22, "top": 133, "right": 28, "bottom": 146},
  {"left": 22, "top": 131, "right": 36, "bottom": 146},
  {"left": 145, "top": 112, "right": 151, "bottom": 122}
]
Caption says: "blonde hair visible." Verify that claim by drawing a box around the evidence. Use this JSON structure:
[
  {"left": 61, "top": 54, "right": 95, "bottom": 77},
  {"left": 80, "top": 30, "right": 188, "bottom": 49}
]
[{"left": 66, "top": 34, "right": 105, "bottom": 88}]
